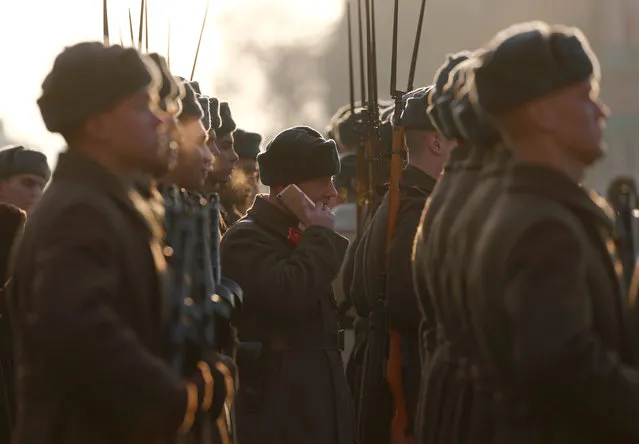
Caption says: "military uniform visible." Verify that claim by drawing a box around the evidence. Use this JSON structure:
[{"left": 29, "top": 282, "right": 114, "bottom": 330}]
[
  {"left": 0, "top": 204, "right": 25, "bottom": 443},
  {"left": 10, "top": 151, "right": 195, "bottom": 444},
  {"left": 463, "top": 23, "right": 639, "bottom": 443},
  {"left": 221, "top": 127, "right": 354, "bottom": 444},
  {"left": 9, "top": 43, "right": 230, "bottom": 444},
  {"left": 469, "top": 164, "right": 639, "bottom": 442},
  {"left": 417, "top": 89, "right": 507, "bottom": 441},
  {"left": 352, "top": 165, "right": 436, "bottom": 432}
]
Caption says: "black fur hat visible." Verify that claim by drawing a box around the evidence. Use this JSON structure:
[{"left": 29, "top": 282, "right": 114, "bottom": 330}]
[
  {"left": 257, "top": 126, "right": 340, "bottom": 186},
  {"left": 38, "top": 42, "right": 156, "bottom": 134},
  {"left": 233, "top": 129, "right": 262, "bottom": 160},
  {"left": 208, "top": 97, "right": 222, "bottom": 131},
  {"left": 146, "top": 53, "right": 184, "bottom": 115},
  {"left": 401, "top": 86, "right": 436, "bottom": 131},
  {"left": 427, "top": 51, "right": 473, "bottom": 140},
  {"left": 475, "top": 21, "right": 598, "bottom": 114},
  {"left": 0, "top": 145, "right": 50, "bottom": 181},
  {"left": 177, "top": 80, "right": 204, "bottom": 121},
  {"left": 217, "top": 102, "right": 237, "bottom": 138}
]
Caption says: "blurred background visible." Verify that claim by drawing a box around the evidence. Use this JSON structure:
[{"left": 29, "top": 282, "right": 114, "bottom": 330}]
[{"left": 0, "top": 0, "right": 637, "bottom": 192}]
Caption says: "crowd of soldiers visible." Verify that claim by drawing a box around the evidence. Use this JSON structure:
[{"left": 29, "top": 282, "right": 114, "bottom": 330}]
[{"left": 0, "top": 14, "right": 638, "bottom": 444}]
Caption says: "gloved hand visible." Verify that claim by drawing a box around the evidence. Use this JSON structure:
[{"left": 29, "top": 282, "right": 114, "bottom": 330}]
[{"left": 189, "top": 350, "right": 237, "bottom": 420}]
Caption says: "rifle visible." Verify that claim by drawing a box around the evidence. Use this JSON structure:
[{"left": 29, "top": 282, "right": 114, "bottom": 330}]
[
  {"left": 354, "top": 0, "right": 370, "bottom": 237},
  {"left": 357, "top": 0, "right": 427, "bottom": 442},
  {"left": 164, "top": 187, "right": 242, "bottom": 444},
  {"left": 609, "top": 178, "right": 639, "bottom": 291},
  {"left": 102, "top": 0, "right": 109, "bottom": 45}
]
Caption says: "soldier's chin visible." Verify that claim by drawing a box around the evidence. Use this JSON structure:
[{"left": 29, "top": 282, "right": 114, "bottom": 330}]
[{"left": 209, "top": 171, "right": 231, "bottom": 184}]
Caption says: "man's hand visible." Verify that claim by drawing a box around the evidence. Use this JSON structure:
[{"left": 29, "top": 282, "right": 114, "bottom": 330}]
[{"left": 303, "top": 198, "right": 336, "bottom": 231}]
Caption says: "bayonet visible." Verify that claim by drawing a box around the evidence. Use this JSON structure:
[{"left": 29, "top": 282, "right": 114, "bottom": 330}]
[
  {"left": 138, "top": 0, "right": 145, "bottom": 51},
  {"left": 346, "top": 1, "right": 356, "bottom": 114},
  {"left": 407, "top": 0, "right": 427, "bottom": 91},
  {"left": 128, "top": 9, "right": 135, "bottom": 46},
  {"left": 145, "top": 0, "right": 149, "bottom": 52},
  {"left": 190, "top": 0, "right": 210, "bottom": 81},
  {"left": 102, "top": 0, "right": 109, "bottom": 46}
]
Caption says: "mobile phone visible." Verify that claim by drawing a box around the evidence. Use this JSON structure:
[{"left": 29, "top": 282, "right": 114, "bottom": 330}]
[{"left": 276, "top": 184, "right": 315, "bottom": 225}]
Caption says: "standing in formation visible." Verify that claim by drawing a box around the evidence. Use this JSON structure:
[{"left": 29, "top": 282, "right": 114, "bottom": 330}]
[{"left": 2, "top": 8, "right": 639, "bottom": 444}]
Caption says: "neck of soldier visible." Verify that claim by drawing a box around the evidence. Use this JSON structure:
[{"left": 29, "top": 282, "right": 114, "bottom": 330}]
[
  {"left": 407, "top": 150, "right": 444, "bottom": 179},
  {"left": 509, "top": 134, "right": 585, "bottom": 183},
  {"left": 71, "top": 143, "right": 138, "bottom": 178}
]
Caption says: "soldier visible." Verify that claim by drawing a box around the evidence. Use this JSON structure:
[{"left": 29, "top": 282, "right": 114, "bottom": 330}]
[
  {"left": 9, "top": 42, "right": 232, "bottom": 443},
  {"left": 157, "top": 80, "right": 214, "bottom": 190},
  {"left": 415, "top": 55, "right": 508, "bottom": 444},
  {"left": 0, "top": 145, "right": 50, "bottom": 213},
  {"left": 411, "top": 51, "right": 472, "bottom": 357},
  {"left": 220, "top": 126, "right": 354, "bottom": 444},
  {"left": 0, "top": 145, "right": 49, "bottom": 441},
  {"left": 206, "top": 102, "right": 238, "bottom": 187},
  {"left": 204, "top": 102, "right": 238, "bottom": 228},
  {"left": 467, "top": 22, "right": 639, "bottom": 441},
  {"left": 218, "top": 129, "right": 262, "bottom": 226},
  {"left": 350, "top": 86, "right": 454, "bottom": 442},
  {"left": 0, "top": 204, "right": 25, "bottom": 443}
]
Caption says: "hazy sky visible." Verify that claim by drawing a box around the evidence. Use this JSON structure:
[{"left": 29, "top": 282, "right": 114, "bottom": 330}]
[{"left": 0, "top": 0, "right": 343, "bottom": 166}]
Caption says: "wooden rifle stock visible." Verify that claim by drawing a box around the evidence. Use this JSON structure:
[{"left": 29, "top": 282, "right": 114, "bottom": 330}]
[
  {"left": 383, "top": 0, "right": 428, "bottom": 440},
  {"left": 384, "top": 126, "right": 411, "bottom": 444}
]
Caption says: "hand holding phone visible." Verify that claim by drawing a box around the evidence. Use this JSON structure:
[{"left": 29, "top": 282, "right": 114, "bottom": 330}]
[{"left": 276, "top": 185, "right": 336, "bottom": 230}]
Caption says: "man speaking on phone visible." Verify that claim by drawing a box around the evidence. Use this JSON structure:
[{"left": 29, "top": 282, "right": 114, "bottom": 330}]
[{"left": 220, "top": 126, "right": 354, "bottom": 444}]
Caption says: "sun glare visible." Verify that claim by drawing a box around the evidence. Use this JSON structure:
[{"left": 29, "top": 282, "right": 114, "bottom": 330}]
[{"left": 0, "top": 0, "right": 342, "bottom": 167}]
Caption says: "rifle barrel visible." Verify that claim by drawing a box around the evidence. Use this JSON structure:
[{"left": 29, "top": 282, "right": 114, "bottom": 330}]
[
  {"left": 138, "top": 0, "right": 145, "bottom": 51},
  {"left": 407, "top": 0, "right": 427, "bottom": 91},
  {"left": 128, "top": 9, "right": 135, "bottom": 46},
  {"left": 145, "top": 0, "right": 149, "bottom": 52},
  {"left": 347, "top": 1, "right": 356, "bottom": 114},
  {"left": 357, "top": 0, "right": 367, "bottom": 106},
  {"left": 103, "top": 0, "right": 110, "bottom": 46},
  {"left": 191, "top": 0, "right": 210, "bottom": 81},
  {"left": 390, "top": 0, "right": 399, "bottom": 96}
]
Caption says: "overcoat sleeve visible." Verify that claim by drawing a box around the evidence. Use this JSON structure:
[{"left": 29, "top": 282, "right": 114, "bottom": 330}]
[
  {"left": 221, "top": 224, "right": 348, "bottom": 321},
  {"left": 28, "top": 205, "right": 189, "bottom": 431},
  {"left": 505, "top": 220, "right": 639, "bottom": 437}
]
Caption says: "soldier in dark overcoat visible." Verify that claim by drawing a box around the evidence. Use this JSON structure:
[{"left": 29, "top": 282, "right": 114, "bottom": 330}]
[
  {"left": 220, "top": 126, "right": 354, "bottom": 444},
  {"left": 348, "top": 86, "right": 453, "bottom": 441},
  {"left": 218, "top": 129, "right": 262, "bottom": 226},
  {"left": 409, "top": 52, "right": 476, "bottom": 443},
  {"left": 0, "top": 203, "right": 26, "bottom": 443},
  {"left": 414, "top": 53, "right": 508, "bottom": 444},
  {"left": 8, "top": 42, "right": 231, "bottom": 444},
  {"left": 0, "top": 145, "right": 50, "bottom": 214},
  {"left": 465, "top": 22, "right": 639, "bottom": 443},
  {"left": 0, "top": 146, "right": 50, "bottom": 442},
  {"left": 411, "top": 52, "right": 473, "bottom": 360}
]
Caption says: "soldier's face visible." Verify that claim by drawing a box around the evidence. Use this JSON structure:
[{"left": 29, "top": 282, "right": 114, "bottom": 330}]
[
  {"left": 298, "top": 176, "right": 338, "bottom": 207},
  {"left": 105, "top": 87, "right": 164, "bottom": 174},
  {"left": 0, "top": 173, "right": 47, "bottom": 213},
  {"left": 210, "top": 133, "right": 239, "bottom": 183},
  {"left": 173, "top": 117, "right": 213, "bottom": 190},
  {"left": 547, "top": 79, "right": 609, "bottom": 166}
]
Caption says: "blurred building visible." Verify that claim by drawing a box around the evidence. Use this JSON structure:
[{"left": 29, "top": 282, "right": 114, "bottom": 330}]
[{"left": 323, "top": 0, "right": 639, "bottom": 193}]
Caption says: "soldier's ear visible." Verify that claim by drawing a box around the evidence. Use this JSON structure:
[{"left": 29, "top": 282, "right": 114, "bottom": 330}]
[
  {"left": 527, "top": 100, "right": 555, "bottom": 133},
  {"left": 84, "top": 114, "right": 112, "bottom": 143},
  {"left": 428, "top": 132, "right": 443, "bottom": 156}
]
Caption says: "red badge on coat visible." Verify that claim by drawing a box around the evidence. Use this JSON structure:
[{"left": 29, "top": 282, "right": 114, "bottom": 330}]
[{"left": 288, "top": 227, "right": 304, "bottom": 245}]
